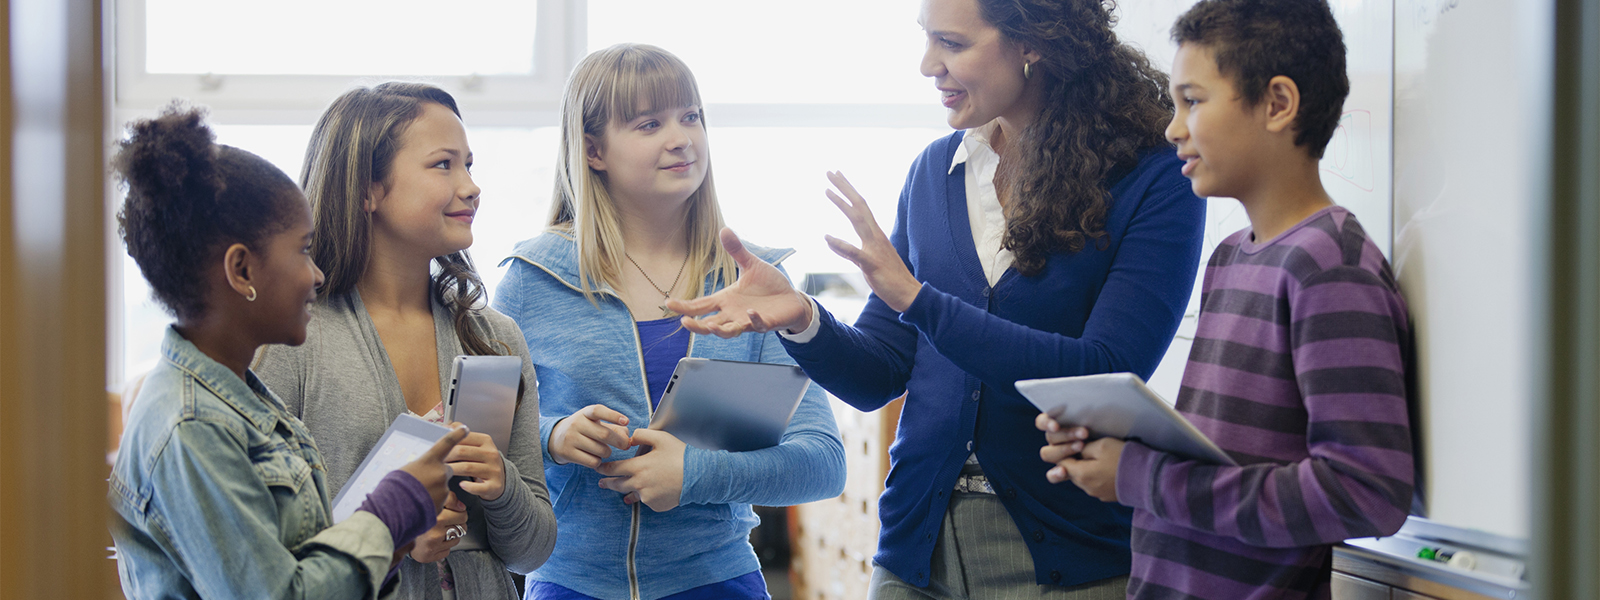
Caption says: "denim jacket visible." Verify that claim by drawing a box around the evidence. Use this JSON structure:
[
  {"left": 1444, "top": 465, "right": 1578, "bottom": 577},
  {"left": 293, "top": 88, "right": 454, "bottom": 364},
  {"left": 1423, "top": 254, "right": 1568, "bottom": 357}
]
[
  {"left": 491, "top": 230, "right": 845, "bottom": 600},
  {"left": 110, "top": 326, "right": 399, "bottom": 599}
]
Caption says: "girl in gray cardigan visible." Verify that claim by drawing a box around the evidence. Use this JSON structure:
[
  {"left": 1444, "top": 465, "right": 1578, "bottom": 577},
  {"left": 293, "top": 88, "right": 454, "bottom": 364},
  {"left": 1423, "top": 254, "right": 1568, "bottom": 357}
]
[{"left": 255, "top": 83, "right": 556, "bottom": 599}]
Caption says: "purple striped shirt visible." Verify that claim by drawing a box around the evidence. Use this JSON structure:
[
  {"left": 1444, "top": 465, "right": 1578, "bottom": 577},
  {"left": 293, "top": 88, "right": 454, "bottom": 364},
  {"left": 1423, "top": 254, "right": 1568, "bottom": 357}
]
[{"left": 1116, "top": 207, "right": 1415, "bottom": 600}]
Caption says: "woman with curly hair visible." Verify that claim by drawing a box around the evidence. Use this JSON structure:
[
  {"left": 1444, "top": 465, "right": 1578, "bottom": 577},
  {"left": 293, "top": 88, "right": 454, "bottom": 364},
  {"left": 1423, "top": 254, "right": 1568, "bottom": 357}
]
[{"left": 672, "top": 0, "right": 1205, "bottom": 597}]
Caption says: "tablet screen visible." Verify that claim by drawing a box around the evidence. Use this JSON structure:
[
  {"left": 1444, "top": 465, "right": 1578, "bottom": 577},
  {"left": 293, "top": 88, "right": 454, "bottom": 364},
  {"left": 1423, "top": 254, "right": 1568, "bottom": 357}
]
[{"left": 331, "top": 414, "right": 449, "bottom": 523}]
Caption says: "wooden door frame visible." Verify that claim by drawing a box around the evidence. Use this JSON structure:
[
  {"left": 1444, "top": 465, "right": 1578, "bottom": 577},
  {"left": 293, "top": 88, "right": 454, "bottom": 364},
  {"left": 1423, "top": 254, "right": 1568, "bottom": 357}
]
[{"left": 1, "top": 0, "right": 115, "bottom": 597}]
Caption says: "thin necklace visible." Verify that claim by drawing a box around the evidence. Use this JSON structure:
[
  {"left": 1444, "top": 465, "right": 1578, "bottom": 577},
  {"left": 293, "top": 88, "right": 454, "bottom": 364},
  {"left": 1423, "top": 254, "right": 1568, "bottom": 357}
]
[{"left": 625, "top": 252, "right": 690, "bottom": 317}]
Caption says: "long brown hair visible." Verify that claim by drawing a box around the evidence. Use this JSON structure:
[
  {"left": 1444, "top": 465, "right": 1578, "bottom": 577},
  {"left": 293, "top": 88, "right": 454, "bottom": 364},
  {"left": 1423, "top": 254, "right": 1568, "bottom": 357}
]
[
  {"left": 300, "top": 82, "right": 506, "bottom": 356},
  {"left": 980, "top": 0, "right": 1175, "bottom": 276},
  {"left": 548, "top": 44, "right": 739, "bottom": 303}
]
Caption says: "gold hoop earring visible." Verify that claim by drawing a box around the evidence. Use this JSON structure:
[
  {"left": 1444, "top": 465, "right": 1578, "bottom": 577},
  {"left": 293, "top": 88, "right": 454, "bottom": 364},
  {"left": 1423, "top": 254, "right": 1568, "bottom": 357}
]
[
  {"left": 245, "top": 286, "right": 257, "bottom": 302},
  {"left": 1023, "top": 61, "right": 1032, "bottom": 80}
]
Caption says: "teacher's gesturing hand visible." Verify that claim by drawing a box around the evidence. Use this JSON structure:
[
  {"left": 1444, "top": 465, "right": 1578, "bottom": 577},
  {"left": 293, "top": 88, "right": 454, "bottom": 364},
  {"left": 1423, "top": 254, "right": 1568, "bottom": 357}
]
[
  {"left": 667, "top": 228, "right": 813, "bottom": 338},
  {"left": 819, "top": 171, "right": 922, "bottom": 312},
  {"left": 669, "top": 171, "right": 922, "bottom": 338}
]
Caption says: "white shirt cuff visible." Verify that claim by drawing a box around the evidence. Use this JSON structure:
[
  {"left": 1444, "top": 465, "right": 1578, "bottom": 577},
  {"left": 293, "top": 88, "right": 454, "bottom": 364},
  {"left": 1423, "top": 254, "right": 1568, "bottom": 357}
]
[{"left": 777, "top": 297, "right": 823, "bottom": 344}]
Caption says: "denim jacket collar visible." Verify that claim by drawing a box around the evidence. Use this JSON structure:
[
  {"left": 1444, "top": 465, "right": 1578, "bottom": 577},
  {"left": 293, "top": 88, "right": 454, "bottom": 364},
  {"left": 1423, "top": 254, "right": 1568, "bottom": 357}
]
[
  {"left": 500, "top": 227, "right": 796, "bottom": 295},
  {"left": 160, "top": 326, "right": 285, "bottom": 434}
]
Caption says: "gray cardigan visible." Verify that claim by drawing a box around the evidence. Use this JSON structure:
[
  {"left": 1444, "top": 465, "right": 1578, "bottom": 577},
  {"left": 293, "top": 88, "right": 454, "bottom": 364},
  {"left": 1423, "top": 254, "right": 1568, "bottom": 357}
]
[{"left": 254, "top": 291, "right": 556, "bottom": 600}]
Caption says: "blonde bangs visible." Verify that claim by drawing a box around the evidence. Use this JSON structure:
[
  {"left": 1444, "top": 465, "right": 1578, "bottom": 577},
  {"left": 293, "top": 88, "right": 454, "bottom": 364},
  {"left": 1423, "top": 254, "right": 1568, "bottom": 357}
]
[{"left": 603, "top": 51, "right": 703, "bottom": 127}]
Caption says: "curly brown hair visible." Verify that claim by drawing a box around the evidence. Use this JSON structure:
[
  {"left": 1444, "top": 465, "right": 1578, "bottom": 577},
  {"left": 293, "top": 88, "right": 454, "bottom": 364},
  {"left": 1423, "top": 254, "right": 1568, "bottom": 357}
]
[
  {"left": 978, "top": 0, "right": 1174, "bottom": 275},
  {"left": 114, "top": 103, "right": 302, "bottom": 320}
]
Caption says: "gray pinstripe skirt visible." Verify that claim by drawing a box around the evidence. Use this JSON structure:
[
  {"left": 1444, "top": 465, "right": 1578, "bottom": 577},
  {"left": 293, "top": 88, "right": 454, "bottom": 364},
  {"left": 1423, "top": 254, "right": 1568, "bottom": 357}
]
[{"left": 868, "top": 492, "right": 1129, "bottom": 600}]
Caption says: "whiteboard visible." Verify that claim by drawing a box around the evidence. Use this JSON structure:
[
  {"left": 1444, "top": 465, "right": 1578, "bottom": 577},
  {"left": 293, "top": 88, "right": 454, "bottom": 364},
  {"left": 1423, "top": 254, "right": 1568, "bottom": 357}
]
[{"left": 1392, "top": 0, "right": 1552, "bottom": 540}]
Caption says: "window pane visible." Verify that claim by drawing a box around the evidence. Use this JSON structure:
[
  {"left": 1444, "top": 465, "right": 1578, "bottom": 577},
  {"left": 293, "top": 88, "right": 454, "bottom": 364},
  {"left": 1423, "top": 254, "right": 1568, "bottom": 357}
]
[
  {"left": 707, "top": 127, "right": 948, "bottom": 280},
  {"left": 587, "top": 0, "right": 932, "bottom": 104},
  {"left": 145, "top": 0, "right": 537, "bottom": 75}
]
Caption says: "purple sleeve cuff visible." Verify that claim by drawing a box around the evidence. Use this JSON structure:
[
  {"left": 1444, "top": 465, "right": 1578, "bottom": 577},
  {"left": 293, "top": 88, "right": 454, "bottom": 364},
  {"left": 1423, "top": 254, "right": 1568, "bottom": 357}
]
[
  {"left": 358, "top": 470, "right": 437, "bottom": 549},
  {"left": 1116, "top": 440, "right": 1160, "bottom": 512}
]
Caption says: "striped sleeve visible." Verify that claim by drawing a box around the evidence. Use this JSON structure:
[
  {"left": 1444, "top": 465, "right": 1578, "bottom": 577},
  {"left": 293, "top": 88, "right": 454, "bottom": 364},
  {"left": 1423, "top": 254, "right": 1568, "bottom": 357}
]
[{"left": 1117, "top": 264, "right": 1414, "bottom": 548}]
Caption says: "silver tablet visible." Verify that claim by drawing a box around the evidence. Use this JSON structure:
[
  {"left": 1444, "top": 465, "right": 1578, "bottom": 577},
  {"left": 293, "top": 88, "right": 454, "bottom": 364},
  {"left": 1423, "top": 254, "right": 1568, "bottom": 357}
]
[
  {"left": 331, "top": 413, "right": 451, "bottom": 523},
  {"left": 1016, "top": 373, "right": 1238, "bottom": 466},
  {"left": 442, "top": 354, "right": 522, "bottom": 452},
  {"left": 648, "top": 357, "right": 811, "bottom": 452}
]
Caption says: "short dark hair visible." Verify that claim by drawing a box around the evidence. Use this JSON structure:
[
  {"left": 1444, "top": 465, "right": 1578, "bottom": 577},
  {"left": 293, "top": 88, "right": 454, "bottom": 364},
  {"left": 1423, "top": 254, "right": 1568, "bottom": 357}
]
[
  {"left": 114, "top": 103, "right": 302, "bottom": 320},
  {"left": 1173, "top": 0, "right": 1349, "bottom": 158}
]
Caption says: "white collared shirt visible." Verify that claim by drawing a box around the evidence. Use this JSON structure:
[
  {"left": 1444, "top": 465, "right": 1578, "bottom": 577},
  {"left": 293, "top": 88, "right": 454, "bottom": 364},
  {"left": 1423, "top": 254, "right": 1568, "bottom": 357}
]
[
  {"left": 783, "top": 123, "right": 1012, "bottom": 344},
  {"left": 952, "top": 121, "right": 1016, "bottom": 287}
]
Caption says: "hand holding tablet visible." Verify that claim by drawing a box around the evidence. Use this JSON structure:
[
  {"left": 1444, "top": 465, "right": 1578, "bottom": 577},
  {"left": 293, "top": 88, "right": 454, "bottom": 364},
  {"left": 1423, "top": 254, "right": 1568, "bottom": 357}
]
[
  {"left": 1018, "top": 373, "right": 1236, "bottom": 466},
  {"left": 400, "top": 425, "right": 472, "bottom": 511},
  {"left": 331, "top": 414, "right": 469, "bottom": 523}
]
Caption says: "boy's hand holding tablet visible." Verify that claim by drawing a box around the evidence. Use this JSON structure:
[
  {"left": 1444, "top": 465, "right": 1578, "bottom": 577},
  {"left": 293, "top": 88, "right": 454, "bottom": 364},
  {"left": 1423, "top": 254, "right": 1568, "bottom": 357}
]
[{"left": 1036, "top": 414, "right": 1122, "bottom": 502}]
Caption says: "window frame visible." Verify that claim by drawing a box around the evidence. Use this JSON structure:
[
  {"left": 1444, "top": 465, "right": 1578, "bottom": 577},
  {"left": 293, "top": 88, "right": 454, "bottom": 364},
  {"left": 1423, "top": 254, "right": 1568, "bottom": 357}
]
[{"left": 112, "top": 0, "right": 585, "bottom": 118}]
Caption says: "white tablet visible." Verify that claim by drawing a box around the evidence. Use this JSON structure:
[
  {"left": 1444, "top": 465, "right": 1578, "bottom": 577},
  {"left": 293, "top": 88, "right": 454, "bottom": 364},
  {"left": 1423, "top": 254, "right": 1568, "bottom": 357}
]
[
  {"left": 331, "top": 413, "right": 451, "bottom": 523},
  {"left": 648, "top": 357, "right": 811, "bottom": 452},
  {"left": 1016, "top": 373, "right": 1238, "bottom": 466},
  {"left": 442, "top": 354, "right": 521, "bottom": 452}
]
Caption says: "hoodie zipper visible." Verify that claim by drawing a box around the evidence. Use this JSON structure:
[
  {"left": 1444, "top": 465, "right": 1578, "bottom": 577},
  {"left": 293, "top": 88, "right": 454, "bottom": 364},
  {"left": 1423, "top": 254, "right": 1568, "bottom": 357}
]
[
  {"left": 625, "top": 310, "right": 696, "bottom": 600},
  {"left": 513, "top": 252, "right": 722, "bottom": 599}
]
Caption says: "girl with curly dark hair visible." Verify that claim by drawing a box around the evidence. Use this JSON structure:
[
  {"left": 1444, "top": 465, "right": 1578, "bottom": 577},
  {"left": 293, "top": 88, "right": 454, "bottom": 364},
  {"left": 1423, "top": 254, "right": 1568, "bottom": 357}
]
[
  {"left": 673, "top": 0, "right": 1206, "bottom": 597},
  {"left": 108, "top": 103, "right": 467, "bottom": 599}
]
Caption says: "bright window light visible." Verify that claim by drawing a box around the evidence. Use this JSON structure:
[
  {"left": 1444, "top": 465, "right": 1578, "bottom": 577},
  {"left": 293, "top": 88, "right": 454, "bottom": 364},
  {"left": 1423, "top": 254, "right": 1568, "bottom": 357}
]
[
  {"left": 144, "top": 0, "right": 538, "bottom": 75},
  {"left": 587, "top": 0, "right": 931, "bottom": 104}
]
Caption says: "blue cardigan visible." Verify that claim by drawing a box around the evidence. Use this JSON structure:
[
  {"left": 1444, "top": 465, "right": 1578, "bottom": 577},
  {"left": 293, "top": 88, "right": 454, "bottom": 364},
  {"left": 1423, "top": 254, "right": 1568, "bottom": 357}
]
[
  {"left": 493, "top": 231, "right": 846, "bottom": 600},
  {"left": 782, "top": 132, "right": 1205, "bottom": 588}
]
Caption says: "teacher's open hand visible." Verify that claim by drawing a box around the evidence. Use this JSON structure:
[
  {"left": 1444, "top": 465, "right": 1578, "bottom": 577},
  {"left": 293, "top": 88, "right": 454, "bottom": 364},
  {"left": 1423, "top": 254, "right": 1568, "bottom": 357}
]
[
  {"left": 668, "top": 228, "right": 813, "bottom": 338},
  {"left": 819, "top": 171, "right": 922, "bottom": 312},
  {"left": 668, "top": 172, "right": 923, "bottom": 338}
]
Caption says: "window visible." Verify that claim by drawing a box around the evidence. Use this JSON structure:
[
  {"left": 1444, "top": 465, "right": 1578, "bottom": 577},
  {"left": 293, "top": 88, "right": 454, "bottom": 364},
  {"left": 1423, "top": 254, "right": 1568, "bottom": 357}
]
[
  {"left": 110, "top": 0, "right": 950, "bottom": 385},
  {"left": 586, "top": 1, "right": 929, "bottom": 105},
  {"left": 145, "top": 0, "right": 539, "bottom": 76},
  {"left": 114, "top": 0, "right": 574, "bottom": 115}
]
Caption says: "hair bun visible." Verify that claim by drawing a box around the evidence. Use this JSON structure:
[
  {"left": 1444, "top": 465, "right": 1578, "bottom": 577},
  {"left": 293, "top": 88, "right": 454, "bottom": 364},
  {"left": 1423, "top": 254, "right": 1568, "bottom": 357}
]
[{"left": 115, "top": 103, "right": 223, "bottom": 205}]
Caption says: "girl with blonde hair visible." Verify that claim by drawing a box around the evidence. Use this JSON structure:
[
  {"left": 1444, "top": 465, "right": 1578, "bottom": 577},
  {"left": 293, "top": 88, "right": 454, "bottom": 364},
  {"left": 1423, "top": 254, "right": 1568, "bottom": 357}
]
[
  {"left": 491, "top": 44, "right": 845, "bottom": 600},
  {"left": 255, "top": 82, "right": 557, "bottom": 599}
]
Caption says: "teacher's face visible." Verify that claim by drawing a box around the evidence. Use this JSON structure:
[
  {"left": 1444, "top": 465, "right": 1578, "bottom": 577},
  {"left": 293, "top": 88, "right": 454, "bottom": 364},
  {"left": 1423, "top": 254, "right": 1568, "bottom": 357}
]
[{"left": 919, "top": 0, "right": 1038, "bottom": 130}]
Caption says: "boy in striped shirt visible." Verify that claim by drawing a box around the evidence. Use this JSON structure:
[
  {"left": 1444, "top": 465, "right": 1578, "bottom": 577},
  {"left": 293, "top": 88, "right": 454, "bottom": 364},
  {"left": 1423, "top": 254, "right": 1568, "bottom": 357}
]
[{"left": 1036, "top": 1, "right": 1415, "bottom": 598}]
